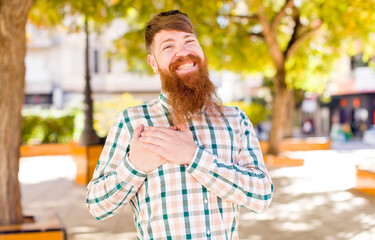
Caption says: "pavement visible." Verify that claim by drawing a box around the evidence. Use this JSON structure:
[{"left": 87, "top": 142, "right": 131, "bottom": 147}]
[{"left": 19, "top": 140, "right": 375, "bottom": 240}]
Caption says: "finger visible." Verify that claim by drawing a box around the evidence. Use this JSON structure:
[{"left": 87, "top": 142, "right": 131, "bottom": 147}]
[
  {"left": 139, "top": 135, "right": 166, "bottom": 147},
  {"left": 131, "top": 124, "right": 144, "bottom": 142},
  {"left": 141, "top": 129, "right": 171, "bottom": 139},
  {"left": 144, "top": 126, "right": 174, "bottom": 134},
  {"left": 142, "top": 143, "right": 166, "bottom": 158}
]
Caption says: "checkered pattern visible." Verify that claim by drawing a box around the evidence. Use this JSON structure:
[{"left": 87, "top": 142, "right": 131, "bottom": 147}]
[{"left": 86, "top": 93, "right": 273, "bottom": 239}]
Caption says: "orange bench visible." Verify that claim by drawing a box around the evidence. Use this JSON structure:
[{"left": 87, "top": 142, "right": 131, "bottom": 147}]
[
  {"left": 355, "top": 164, "right": 375, "bottom": 197},
  {"left": 0, "top": 212, "right": 66, "bottom": 240},
  {"left": 263, "top": 154, "right": 304, "bottom": 168},
  {"left": 260, "top": 137, "right": 331, "bottom": 153}
]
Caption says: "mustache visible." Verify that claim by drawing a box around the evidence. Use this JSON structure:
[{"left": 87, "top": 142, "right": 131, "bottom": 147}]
[{"left": 169, "top": 54, "right": 201, "bottom": 71}]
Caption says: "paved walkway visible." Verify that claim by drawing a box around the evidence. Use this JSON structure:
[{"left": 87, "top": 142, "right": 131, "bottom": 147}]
[{"left": 19, "top": 141, "right": 375, "bottom": 240}]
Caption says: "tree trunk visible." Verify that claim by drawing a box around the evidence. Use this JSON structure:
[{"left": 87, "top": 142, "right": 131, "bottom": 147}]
[
  {"left": 0, "top": 0, "right": 34, "bottom": 225},
  {"left": 268, "top": 66, "right": 288, "bottom": 155},
  {"left": 283, "top": 90, "right": 295, "bottom": 138},
  {"left": 80, "top": 18, "right": 100, "bottom": 146}
]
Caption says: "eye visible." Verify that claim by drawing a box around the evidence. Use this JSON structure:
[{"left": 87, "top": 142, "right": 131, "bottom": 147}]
[
  {"left": 186, "top": 39, "right": 195, "bottom": 44},
  {"left": 163, "top": 45, "right": 172, "bottom": 50}
]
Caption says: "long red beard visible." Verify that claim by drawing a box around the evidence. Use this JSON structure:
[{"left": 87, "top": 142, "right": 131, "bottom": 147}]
[{"left": 158, "top": 54, "right": 221, "bottom": 124}]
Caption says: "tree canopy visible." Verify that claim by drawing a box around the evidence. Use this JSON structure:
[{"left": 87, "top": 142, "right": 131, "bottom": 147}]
[
  {"left": 114, "top": 0, "right": 375, "bottom": 92},
  {"left": 111, "top": 0, "right": 375, "bottom": 154},
  {"left": 28, "top": 0, "right": 375, "bottom": 94},
  {"left": 28, "top": 0, "right": 129, "bottom": 30}
]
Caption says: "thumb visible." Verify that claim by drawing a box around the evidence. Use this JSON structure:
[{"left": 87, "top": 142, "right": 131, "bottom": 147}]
[{"left": 132, "top": 124, "right": 144, "bottom": 141}]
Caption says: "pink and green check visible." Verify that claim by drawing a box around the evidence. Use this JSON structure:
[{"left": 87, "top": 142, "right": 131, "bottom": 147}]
[{"left": 86, "top": 93, "right": 273, "bottom": 239}]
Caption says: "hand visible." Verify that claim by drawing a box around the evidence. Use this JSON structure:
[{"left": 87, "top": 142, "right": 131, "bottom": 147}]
[
  {"left": 128, "top": 125, "right": 167, "bottom": 173},
  {"left": 139, "top": 125, "right": 197, "bottom": 165}
]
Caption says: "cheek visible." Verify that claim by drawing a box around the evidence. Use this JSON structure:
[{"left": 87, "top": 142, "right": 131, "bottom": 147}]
[
  {"left": 159, "top": 53, "right": 174, "bottom": 68},
  {"left": 192, "top": 47, "right": 204, "bottom": 60}
]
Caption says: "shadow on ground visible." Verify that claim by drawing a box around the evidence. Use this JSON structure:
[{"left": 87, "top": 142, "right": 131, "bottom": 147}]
[{"left": 20, "top": 149, "right": 375, "bottom": 240}]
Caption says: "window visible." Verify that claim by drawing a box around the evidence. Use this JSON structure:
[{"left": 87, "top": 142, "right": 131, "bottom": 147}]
[
  {"left": 94, "top": 50, "right": 99, "bottom": 73},
  {"left": 350, "top": 53, "right": 368, "bottom": 70}
]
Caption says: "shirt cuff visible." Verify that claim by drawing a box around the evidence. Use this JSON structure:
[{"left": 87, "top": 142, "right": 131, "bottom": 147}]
[
  {"left": 116, "top": 153, "right": 147, "bottom": 188},
  {"left": 186, "top": 146, "right": 216, "bottom": 182}
]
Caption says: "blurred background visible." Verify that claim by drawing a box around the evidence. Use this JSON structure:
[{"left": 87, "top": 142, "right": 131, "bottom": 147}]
[{"left": 1, "top": 0, "right": 375, "bottom": 239}]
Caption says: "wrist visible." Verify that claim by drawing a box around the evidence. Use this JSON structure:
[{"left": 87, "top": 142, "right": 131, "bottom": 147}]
[
  {"left": 128, "top": 153, "right": 148, "bottom": 173},
  {"left": 126, "top": 153, "right": 149, "bottom": 175},
  {"left": 184, "top": 145, "right": 197, "bottom": 165}
]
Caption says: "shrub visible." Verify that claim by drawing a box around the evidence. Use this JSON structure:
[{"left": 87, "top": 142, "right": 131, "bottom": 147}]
[{"left": 22, "top": 108, "right": 78, "bottom": 145}]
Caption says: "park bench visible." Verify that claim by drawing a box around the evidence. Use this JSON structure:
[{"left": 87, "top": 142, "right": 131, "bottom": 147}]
[{"left": 355, "top": 161, "right": 375, "bottom": 197}]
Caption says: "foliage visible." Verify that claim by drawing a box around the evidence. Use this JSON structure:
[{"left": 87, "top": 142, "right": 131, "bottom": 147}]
[
  {"left": 21, "top": 93, "right": 144, "bottom": 144},
  {"left": 111, "top": 0, "right": 375, "bottom": 154},
  {"left": 113, "top": 0, "right": 375, "bottom": 92},
  {"left": 225, "top": 101, "right": 270, "bottom": 127},
  {"left": 94, "top": 93, "right": 142, "bottom": 137},
  {"left": 22, "top": 108, "right": 80, "bottom": 145},
  {"left": 28, "top": 0, "right": 129, "bottom": 30},
  {"left": 27, "top": 0, "right": 375, "bottom": 152}
]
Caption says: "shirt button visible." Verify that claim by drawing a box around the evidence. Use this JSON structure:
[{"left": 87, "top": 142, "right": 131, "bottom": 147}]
[
  {"left": 207, "top": 230, "right": 211, "bottom": 235},
  {"left": 204, "top": 199, "right": 208, "bottom": 204}
]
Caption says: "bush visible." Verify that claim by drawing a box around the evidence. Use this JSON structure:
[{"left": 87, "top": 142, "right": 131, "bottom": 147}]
[
  {"left": 22, "top": 108, "right": 78, "bottom": 145},
  {"left": 21, "top": 93, "right": 142, "bottom": 144},
  {"left": 225, "top": 101, "right": 270, "bottom": 127}
]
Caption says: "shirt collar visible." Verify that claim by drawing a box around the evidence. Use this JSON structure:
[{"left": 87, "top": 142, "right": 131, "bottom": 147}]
[
  {"left": 158, "top": 91, "right": 171, "bottom": 111},
  {"left": 158, "top": 91, "right": 208, "bottom": 116}
]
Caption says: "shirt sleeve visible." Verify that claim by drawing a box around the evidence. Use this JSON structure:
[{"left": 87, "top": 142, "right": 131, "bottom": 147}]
[
  {"left": 186, "top": 108, "right": 273, "bottom": 213},
  {"left": 86, "top": 112, "right": 147, "bottom": 220}
]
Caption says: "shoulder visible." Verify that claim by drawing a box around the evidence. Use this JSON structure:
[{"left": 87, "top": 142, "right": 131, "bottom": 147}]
[
  {"left": 219, "top": 105, "right": 253, "bottom": 131},
  {"left": 220, "top": 105, "right": 247, "bottom": 120},
  {"left": 118, "top": 98, "right": 158, "bottom": 122}
]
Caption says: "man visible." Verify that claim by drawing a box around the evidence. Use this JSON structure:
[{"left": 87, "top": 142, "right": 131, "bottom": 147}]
[{"left": 86, "top": 10, "right": 273, "bottom": 239}]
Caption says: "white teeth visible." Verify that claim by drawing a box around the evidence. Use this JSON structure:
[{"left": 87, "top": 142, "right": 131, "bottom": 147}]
[{"left": 177, "top": 63, "right": 194, "bottom": 70}]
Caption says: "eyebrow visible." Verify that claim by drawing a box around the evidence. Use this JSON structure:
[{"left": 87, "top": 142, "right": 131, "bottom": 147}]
[
  {"left": 160, "top": 38, "right": 174, "bottom": 46},
  {"left": 160, "top": 34, "right": 196, "bottom": 46}
]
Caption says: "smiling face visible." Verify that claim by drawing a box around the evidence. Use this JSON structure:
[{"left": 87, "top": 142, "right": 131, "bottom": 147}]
[
  {"left": 147, "top": 30, "right": 205, "bottom": 79},
  {"left": 145, "top": 14, "right": 221, "bottom": 124}
]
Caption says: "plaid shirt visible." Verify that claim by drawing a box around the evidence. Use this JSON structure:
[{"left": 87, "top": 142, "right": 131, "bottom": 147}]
[{"left": 86, "top": 93, "right": 273, "bottom": 239}]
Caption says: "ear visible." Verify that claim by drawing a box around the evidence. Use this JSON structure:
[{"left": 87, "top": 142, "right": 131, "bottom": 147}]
[{"left": 147, "top": 54, "right": 158, "bottom": 73}]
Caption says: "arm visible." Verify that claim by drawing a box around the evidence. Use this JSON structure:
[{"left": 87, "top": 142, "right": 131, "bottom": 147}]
[
  {"left": 86, "top": 113, "right": 147, "bottom": 220},
  {"left": 186, "top": 109, "right": 273, "bottom": 212}
]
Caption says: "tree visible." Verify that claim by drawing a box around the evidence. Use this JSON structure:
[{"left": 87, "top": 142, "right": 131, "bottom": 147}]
[
  {"left": 29, "top": 0, "right": 128, "bottom": 145},
  {"left": 114, "top": 0, "right": 375, "bottom": 155},
  {"left": 0, "top": 0, "right": 35, "bottom": 225},
  {"left": 0, "top": 0, "right": 128, "bottom": 225}
]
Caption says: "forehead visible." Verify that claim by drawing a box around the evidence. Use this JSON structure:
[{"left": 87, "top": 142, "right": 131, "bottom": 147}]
[{"left": 153, "top": 30, "right": 196, "bottom": 44}]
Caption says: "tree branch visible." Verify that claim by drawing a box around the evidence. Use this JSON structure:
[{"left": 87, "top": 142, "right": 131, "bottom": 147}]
[
  {"left": 257, "top": 2, "right": 284, "bottom": 69},
  {"left": 284, "top": 5, "right": 301, "bottom": 57},
  {"left": 271, "top": 0, "right": 294, "bottom": 30},
  {"left": 285, "top": 20, "right": 323, "bottom": 58}
]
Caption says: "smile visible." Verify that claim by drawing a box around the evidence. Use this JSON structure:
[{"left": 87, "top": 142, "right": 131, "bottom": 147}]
[{"left": 177, "top": 62, "right": 195, "bottom": 70}]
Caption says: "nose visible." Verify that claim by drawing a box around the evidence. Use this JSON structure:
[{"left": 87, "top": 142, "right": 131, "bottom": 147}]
[{"left": 175, "top": 43, "right": 190, "bottom": 57}]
